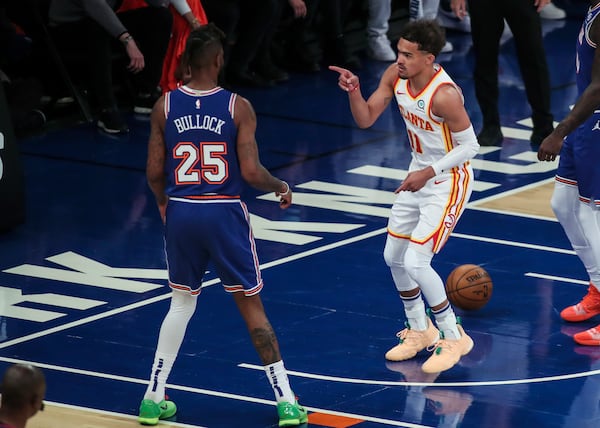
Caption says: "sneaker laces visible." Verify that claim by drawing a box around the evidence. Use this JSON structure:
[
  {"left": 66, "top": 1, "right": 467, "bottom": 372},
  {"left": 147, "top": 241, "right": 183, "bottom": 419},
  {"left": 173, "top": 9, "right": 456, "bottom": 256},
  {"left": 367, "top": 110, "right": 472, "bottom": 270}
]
[
  {"left": 395, "top": 322, "right": 412, "bottom": 344},
  {"left": 427, "top": 338, "right": 459, "bottom": 355},
  {"left": 396, "top": 321, "right": 434, "bottom": 345}
]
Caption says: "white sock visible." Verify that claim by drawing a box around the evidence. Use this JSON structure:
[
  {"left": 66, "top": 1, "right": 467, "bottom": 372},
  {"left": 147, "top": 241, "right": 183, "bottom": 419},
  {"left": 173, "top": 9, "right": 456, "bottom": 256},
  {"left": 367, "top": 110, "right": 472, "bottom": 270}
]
[
  {"left": 144, "top": 289, "right": 197, "bottom": 402},
  {"left": 402, "top": 291, "right": 429, "bottom": 331},
  {"left": 144, "top": 352, "right": 176, "bottom": 403},
  {"left": 432, "top": 303, "right": 460, "bottom": 340},
  {"left": 264, "top": 360, "right": 295, "bottom": 403}
]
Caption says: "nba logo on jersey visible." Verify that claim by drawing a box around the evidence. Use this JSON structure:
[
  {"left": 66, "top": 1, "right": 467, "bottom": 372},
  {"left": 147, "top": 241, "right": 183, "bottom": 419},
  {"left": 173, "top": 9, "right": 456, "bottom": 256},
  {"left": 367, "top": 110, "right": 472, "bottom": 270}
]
[{"left": 195, "top": 99, "right": 201, "bottom": 109}]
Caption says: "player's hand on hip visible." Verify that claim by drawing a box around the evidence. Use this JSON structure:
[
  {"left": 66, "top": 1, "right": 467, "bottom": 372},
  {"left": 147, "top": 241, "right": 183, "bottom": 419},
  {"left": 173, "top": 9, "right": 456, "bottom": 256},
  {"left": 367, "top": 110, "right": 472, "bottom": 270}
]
[{"left": 329, "top": 65, "right": 360, "bottom": 93}]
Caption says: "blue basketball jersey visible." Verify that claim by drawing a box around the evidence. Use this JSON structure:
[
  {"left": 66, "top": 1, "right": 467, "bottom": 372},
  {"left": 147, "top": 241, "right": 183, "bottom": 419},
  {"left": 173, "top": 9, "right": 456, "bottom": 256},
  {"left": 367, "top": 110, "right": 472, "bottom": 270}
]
[
  {"left": 576, "top": 4, "right": 600, "bottom": 95},
  {"left": 161, "top": 85, "right": 264, "bottom": 295},
  {"left": 557, "top": 4, "right": 600, "bottom": 205},
  {"left": 163, "top": 86, "right": 242, "bottom": 198}
]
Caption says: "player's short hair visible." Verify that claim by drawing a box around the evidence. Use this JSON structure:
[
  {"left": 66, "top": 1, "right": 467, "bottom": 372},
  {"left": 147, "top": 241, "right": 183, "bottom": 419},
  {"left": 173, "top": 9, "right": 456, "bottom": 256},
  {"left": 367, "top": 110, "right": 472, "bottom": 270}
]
[
  {"left": 399, "top": 19, "right": 446, "bottom": 57},
  {"left": 0, "top": 364, "right": 45, "bottom": 408},
  {"left": 182, "top": 23, "right": 226, "bottom": 70}
]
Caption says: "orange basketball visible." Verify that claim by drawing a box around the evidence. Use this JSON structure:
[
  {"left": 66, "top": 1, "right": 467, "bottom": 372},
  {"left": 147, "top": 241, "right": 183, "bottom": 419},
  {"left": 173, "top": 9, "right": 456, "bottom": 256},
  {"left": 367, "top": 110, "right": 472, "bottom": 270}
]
[{"left": 445, "top": 264, "right": 492, "bottom": 310}]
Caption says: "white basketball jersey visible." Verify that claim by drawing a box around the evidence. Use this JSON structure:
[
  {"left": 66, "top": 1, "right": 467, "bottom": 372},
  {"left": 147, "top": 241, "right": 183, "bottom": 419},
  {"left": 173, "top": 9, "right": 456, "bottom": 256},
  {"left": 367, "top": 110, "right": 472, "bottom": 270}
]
[{"left": 394, "top": 64, "right": 463, "bottom": 172}]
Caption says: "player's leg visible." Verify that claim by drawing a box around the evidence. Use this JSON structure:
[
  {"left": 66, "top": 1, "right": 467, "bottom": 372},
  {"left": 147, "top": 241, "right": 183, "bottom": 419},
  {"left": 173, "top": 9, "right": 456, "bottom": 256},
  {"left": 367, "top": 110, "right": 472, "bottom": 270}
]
[
  {"left": 216, "top": 201, "right": 307, "bottom": 427},
  {"left": 402, "top": 242, "right": 473, "bottom": 372},
  {"left": 553, "top": 135, "right": 600, "bottom": 323},
  {"left": 139, "top": 200, "right": 206, "bottom": 425},
  {"left": 553, "top": 182, "right": 600, "bottom": 322},
  {"left": 407, "top": 172, "right": 473, "bottom": 372},
  {"left": 384, "top": 192, "right": 439, "bottom": 361},
  {"left": 231, "top": 288, "right": 307, "bottom": 426},
  {"left": 572, "top": 201, "right": 600, "bottom": 345},
  {"left": 570, "top": 146, "right": 600, "bottom": 344},
  {"left": 139, "top": 289, "right": 198, "bottom": 424}
]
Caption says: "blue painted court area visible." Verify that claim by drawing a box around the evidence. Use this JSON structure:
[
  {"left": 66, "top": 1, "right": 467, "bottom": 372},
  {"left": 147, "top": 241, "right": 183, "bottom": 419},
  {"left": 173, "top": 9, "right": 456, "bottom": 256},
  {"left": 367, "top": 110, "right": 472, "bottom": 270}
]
[{"left": 2, "top": 14, "right": 600, "bottom": 428}]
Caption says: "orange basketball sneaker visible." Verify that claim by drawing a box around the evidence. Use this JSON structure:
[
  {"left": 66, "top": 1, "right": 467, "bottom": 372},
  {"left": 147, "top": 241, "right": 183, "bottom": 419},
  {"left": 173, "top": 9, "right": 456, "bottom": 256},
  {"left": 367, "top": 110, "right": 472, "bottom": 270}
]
[
  {"left": 573, "top": 325, "right": 600, "bottom": 346},
  {"left": 560, "top": 284, "right": 600, "bottom": 322}
]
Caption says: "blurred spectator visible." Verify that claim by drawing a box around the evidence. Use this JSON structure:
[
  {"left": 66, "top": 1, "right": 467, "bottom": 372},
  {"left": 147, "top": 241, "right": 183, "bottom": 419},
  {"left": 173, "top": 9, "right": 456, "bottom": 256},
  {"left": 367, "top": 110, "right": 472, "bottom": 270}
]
[
  {"left": 366, "top": 0, "right": 396, "bottom": 61},
  {"left": 410, "top": 0, "right": 453, "bottom": 52},
  {"left": 540, "top": 1, "right": 566, "bottom": 19},
  {"left": 160, "top": 0, "right": 208, "bottom": 92},
  {"left": 0, "top": 6, "right": 46, "bottom": 136},
  {"left": 275, "top": 0, "right": 321, "bottom": 72},
  {"left": 202, "top": 0, "right": 284, "bottom": 87},
  {"left": 0, "top": 363, "right": 46, "bottom": 428},
  {"left": 319, "top": 0, "right": 362, "bottom": 69},
  {"left": 450, "top": 0, "right": 555, "bottom": 146},
  {"left": 47, "top": 0, "right": 172, "bottom": 134}
]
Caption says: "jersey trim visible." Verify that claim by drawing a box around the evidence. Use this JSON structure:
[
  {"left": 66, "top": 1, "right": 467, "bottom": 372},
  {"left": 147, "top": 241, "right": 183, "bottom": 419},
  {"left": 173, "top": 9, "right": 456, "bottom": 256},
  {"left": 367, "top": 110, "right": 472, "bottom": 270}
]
[
  {"left": 178, "top": 85, "right": 223, "bottom": 97},
  {"left": 406, "top": 66, "right": 442, "bottom": 100},
  {"left": 170, "top": 195, "right": 241, "bottom": 203},
  {"left": 555, "top": 175, "right": 578, "bottom": 186},
  {"left": 585, "top": 4, "right": 600, "bottom": 48}
]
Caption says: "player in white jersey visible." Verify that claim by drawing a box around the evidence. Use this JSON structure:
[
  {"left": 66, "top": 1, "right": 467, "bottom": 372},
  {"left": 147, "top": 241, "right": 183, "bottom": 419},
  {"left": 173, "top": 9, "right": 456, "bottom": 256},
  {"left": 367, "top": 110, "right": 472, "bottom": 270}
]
[{"left": 330, "top": 19, "right": 479, "bottom": 373}]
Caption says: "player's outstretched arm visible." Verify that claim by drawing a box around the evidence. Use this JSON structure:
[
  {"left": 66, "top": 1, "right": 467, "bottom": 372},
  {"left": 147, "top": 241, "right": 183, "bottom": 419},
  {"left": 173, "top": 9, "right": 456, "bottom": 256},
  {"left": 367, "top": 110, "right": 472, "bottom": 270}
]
[
  {"left": 235, "top": 95, "right": 292, "bottom": 209},
  {"left": 329, "top": 64, "right": 396, "bottom": 128}
]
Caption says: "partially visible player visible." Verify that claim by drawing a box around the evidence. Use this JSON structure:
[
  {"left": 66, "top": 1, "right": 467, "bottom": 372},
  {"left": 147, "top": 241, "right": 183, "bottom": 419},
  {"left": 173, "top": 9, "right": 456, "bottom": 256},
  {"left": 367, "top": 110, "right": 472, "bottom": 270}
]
[
  {"left": 330, "top": 19, "right": 479, "bottom": 373},
  {"left": 538, "top": 0, "right": 600, "bottom": 346},
  {"left": 139, "top": 24, "right": 307, "bottom": 427},
  {"left": 0, "top": 364, "right": 46, "bottom": 428}
]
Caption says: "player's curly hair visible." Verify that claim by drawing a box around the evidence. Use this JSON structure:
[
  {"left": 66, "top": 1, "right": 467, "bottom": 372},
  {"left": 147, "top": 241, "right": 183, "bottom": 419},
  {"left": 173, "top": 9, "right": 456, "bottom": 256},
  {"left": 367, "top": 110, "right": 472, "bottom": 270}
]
[
  {"left": 182, "top": 22, "right": 226, "bottom": 70},
  {"left": 399, "top": 19, "right": 446, "bottom": 57}
]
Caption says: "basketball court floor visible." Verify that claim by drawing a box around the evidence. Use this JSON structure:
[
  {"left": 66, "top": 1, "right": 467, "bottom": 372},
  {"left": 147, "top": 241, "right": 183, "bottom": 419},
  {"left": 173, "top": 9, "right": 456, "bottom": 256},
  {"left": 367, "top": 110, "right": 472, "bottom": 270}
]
[{"left": 2, "top": 8, "right": 600, "bottom": 428}]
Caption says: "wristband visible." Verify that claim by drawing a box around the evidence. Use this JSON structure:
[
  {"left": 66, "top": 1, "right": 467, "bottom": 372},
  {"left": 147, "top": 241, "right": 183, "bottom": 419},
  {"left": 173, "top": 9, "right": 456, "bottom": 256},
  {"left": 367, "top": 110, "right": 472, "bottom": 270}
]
[{"left": 279, "top": 181, "right": 290, "bottom": 196}]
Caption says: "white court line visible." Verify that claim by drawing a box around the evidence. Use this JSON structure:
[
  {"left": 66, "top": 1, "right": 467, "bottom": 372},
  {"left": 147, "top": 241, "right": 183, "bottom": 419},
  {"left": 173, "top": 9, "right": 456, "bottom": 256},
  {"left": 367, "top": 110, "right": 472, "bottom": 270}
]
[
  {"left": 238, "top": 363, "right": 600, "bottom": 387},
  {"left": 41, "top": 400, "right": 207, "bottom": 428},
  {"left": 0, "top": 229, "right": 576, "bottom": 350},
  {"left": 0, "top": 228, "right": 387, "bottom": 350},
  {"left": 525, "top": 273, "right": 588, "bottom": 286},
  {"left": 452, "top": 233, "right": 575, "bottom": 255},
  {"left": 0, "top": 356, "right": 432, "bottom": 428}
]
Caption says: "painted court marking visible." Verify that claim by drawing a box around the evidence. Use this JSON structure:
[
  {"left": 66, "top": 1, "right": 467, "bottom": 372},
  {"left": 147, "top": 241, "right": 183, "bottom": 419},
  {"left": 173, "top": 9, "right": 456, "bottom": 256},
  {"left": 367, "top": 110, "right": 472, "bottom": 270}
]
[
  {"left": 238, "top": 363, "right": 600, "bottom": 387},
  {"left": 0, "top": 356, "right": 433, "bottom": 428},
  {"left": 0, "top": 229, "right": 577, "bottom": 351}
]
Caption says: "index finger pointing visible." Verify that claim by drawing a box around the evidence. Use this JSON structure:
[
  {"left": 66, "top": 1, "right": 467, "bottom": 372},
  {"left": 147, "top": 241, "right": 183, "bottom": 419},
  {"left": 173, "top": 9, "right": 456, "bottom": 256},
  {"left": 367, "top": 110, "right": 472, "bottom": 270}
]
[{"left": 328, "top": 65, "right": 352, "bottom": 77}]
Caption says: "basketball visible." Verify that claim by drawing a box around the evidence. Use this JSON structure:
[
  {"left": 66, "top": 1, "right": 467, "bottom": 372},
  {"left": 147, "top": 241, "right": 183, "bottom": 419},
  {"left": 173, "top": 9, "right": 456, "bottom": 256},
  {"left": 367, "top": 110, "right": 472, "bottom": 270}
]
[{"left": 445, "top": 264, "right": 492, "bottom": 310}]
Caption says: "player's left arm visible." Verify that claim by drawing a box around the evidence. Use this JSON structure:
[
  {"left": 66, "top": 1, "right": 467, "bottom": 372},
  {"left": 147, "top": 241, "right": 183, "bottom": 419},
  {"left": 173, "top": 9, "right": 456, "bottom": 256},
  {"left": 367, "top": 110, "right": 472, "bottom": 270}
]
[
  {"left": 397, "top": 84, "right": 479, "bottom": 192},
  {"left": 146, "top": 95, "right": 168, "bottom": 222},
  {"left": 539, "top": 16, "right": 600, "bottom": 161}
]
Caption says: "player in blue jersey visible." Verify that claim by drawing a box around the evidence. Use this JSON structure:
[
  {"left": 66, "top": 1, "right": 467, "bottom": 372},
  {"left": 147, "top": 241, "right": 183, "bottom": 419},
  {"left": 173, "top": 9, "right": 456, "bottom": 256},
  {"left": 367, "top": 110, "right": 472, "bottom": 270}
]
[
  {"left": 138, "top": 24, "right": 307, "bottom": 427},
  {"left": 538, "top": 0, "right": 600, "bottom": 346},
  {"left": 0, "top": 364, "right": 46, "bottom": 428}
]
